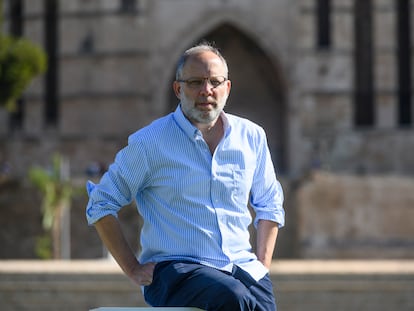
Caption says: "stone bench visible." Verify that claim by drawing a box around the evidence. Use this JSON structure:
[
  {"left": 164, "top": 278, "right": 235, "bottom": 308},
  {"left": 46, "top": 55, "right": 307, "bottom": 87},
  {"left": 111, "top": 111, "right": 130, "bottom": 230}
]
[{"left": 91, "top": 308, "right": 204, "bottom": 311}]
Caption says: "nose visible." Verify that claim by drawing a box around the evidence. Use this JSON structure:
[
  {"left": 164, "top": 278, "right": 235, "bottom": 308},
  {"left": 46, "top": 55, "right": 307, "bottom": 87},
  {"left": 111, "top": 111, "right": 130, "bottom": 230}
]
[{"left": 199, "top": 79, "right": 214, "bottom": 95}]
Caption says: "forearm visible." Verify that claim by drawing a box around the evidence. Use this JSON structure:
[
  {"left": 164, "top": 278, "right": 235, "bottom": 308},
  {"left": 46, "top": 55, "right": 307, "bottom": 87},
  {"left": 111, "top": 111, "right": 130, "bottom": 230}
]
[
  {"left": 94, "top": 215, "right": 139, "bottom": 276},
  {"left": 256, "top": 219, "right": 279, "bottom": 269},
  {"left": 94, "top": 215, "right": 156, "bottom": 286}
]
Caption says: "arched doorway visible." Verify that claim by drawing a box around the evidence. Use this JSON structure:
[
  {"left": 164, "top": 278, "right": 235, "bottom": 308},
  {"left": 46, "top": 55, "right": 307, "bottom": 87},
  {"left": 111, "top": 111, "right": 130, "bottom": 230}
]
[{"left": 168, "top": 23, "right": 288, "bottom": 174}]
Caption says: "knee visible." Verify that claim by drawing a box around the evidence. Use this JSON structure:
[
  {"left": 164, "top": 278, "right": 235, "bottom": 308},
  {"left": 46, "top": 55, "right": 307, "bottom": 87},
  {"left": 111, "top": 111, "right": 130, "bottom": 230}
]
[{"left": 210, "top": 282, "right": 256, "bottom": 311}]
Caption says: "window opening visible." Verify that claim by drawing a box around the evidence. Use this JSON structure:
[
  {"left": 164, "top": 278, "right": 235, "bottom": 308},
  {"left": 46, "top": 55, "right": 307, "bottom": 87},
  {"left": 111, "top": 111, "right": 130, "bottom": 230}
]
[
  {"left": 44, "top": 0, "right": 59, "bottom": 126},
  {"left": 354, "top": 0, "right": 375, "bottom": 126},
  {"left": 317, "top": 0, "right": 331, "bottom": 49},
  {"left": 396, "top": 0, "right": 412, "bottom": 126}
]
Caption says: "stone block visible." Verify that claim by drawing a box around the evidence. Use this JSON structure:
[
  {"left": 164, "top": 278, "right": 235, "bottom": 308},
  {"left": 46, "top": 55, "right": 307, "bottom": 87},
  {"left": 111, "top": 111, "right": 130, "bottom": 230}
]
[
  {"left": 376, "top": 94, "right": 397, "bottom": 129},
  {"left": 60, "top": 0, "right": 119, "bottom": 13},
  {"left": 59, "top": 97, "right": 152, "bottom": 137},
  {"left": 2, "top": 260, "right": 414, "bottom": 311},
  {"left": 296, "top": 54, "right": 353, "bottom": 92},
  {"left": 23, "top": 19, "right": 44, "bottom": 47},
  {"left": 296, "top": 12, "right": 315, "bottom": 49},
  {"left": 374, "top": 9, "right": 396, "bottom": 49},
  {"left": 374, "top": 52, "right": 396, "bottom": 90},
  {"left": 332, "top": 11, "right": 353, "bottom": 50},
  {"left": 91, "top": 308, "right": 204, "bottom": 311},
  {"left": 299, "top": 94, "right": 352, "bottom": 136},
  {"left": 60, "top": 17, "right": 149, "bottom": 55},
  {"left": 22, "top": 99, "right": 44, "bottom": 136},
  {"left": 60, "top": 56, "right": 149, "bottom": 97},
  {"left": 297, "top": 171, "right": 414, "bottom": 258}
]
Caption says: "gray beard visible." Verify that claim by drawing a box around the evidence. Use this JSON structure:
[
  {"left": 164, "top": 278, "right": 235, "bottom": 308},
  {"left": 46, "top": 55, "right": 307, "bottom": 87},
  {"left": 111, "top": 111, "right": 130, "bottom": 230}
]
[
  {"left": 182, "top": 105, "right": 221, "bottom": 124},
  {"left": 180, "top": 94, "right": 227, "bottom": 125}
]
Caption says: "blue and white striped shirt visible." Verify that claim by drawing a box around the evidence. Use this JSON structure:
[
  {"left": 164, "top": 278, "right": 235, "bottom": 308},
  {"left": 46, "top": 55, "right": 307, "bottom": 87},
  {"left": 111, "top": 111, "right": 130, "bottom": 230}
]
[{"left": 86, "top": 105, "right": 284, "bottom": 280}]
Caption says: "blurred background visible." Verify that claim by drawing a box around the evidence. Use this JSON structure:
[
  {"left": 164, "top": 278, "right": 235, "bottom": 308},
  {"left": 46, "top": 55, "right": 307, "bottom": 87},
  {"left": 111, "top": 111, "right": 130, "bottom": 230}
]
[{"left": 0, "top": 0, "right": 413, "bottom": 310}]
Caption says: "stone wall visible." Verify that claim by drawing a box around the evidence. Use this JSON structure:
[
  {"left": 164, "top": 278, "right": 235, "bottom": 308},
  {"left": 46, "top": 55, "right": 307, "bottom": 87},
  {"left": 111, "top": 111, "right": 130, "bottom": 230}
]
[
  {"left": 296, "top": 171, "right": 414, "bottom": 258},
  {"left": 1, "top": 0, "right": 414, "bottom": 261},
  {"left": 1, "top": 260, "right": 413, "bottom": 311},
  {"left": 1, "top": 0, "right": 412, "bottom": 178},
  {"left": 1, "top": 171, "right": 413, "bottom": 260},
  {"left": 0, "top": 178, "right": 141, "bottom": 259},
  {"left": 294, "top": 0, "right": 414, "bottom": 175}
]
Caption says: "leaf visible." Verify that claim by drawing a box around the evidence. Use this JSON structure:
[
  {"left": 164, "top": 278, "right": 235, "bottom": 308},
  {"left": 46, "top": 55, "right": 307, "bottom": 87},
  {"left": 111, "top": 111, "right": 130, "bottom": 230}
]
[{"left": 0, "top": 33, "right": 47, "bottom": 110}]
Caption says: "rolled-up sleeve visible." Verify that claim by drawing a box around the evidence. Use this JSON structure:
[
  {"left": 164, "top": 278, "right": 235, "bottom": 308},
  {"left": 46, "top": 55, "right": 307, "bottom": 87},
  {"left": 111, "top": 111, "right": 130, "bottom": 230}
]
[
  {"left": 250, "top": 128, "right": 285, "bottom": 228},
  {"left": 86, "top": 180, "right": 124, "bottom": 225},
  {"left": 85, "top": 139, "right": 149, "bottom": 225},
  {"left": 252, "top": 178, "right": 285, "bottom": 228}
]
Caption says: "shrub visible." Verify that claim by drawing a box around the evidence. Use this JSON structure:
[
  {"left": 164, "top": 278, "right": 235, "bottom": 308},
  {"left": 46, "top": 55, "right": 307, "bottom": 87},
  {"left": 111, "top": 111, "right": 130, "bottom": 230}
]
[{"left": 0, "top": 34, "right": 47, "bottom": 111}]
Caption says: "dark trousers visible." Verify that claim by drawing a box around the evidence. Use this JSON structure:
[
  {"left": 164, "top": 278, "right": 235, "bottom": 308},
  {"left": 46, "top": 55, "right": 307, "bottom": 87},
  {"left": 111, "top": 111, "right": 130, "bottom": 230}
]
[{"left": 144, "top": 261, "right": 277, "bottom": 311}]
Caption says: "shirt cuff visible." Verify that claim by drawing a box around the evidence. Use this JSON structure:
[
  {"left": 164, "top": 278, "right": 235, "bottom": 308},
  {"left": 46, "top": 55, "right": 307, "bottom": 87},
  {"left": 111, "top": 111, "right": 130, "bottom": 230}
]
[{"left": 254, "top": 208, "right": 285, "bottom": 228}]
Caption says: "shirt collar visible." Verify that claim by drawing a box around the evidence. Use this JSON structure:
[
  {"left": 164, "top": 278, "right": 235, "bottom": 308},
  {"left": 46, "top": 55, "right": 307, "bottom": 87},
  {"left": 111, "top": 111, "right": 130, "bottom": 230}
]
[
  {"left": 173, "top": 104, "right": 231, "bottom": 140},
  {"left": 173, "top": 105, "right": 199, "bottom": 140}
]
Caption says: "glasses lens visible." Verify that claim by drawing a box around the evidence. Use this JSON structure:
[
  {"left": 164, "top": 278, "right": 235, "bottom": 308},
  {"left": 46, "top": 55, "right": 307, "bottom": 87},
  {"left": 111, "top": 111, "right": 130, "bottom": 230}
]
[
  {"left": 186, "top": 79, "right": 204, "bottom": 88},
  {"left": 209, "top": 77, "right": 226, "bottom": 87},
  {"left": 180, "top": 76, "right": 226, "bottom": 88}
]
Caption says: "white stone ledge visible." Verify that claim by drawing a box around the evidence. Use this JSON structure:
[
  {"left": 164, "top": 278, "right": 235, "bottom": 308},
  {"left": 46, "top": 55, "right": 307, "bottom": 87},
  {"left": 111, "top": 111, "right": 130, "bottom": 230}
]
[
  {"left": 270, "top": 259, "right": 414, "bottom": 275},
  {"left": 91, "top": 308, "right": 203, "bottom": 311},
  {"left": 1, "top": 259, "right": 414, "bottom": 275}
]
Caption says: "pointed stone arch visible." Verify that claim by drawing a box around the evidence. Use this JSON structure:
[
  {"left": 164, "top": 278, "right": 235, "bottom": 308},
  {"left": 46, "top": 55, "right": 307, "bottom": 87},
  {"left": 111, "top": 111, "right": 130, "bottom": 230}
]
[{"left": 165, "top": 23, "right": 288, "bottom": 173}]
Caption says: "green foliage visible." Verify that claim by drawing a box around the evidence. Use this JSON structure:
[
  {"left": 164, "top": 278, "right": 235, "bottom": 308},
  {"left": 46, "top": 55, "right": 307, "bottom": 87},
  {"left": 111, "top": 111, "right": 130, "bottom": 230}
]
[
  {"left": 29, "top": 153, "right": 74, "bottom": 259},
  {"left": 0, "top": 33, "right": 47, "bottom": 111},
  {"left": 29, "top": 154, "right": 73, "bottom": 231},
  {"left": 35, "top": 234, "right": 53, "bottom": 259}
]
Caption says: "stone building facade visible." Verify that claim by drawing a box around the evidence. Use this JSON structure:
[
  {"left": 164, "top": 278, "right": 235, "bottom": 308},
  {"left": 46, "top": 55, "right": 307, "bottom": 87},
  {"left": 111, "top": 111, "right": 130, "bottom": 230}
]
[
  {"left": 1, "top": 0, "right": 413, "bottom": 259},
  {"left": 2, "top": 0, "right": 413, "bottom": 176}
]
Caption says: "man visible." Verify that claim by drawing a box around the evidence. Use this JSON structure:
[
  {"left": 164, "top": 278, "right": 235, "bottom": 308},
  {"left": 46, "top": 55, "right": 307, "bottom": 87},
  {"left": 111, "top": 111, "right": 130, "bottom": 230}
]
[{"left": 86, "top": 42, "right": 285, "bottom": 311}]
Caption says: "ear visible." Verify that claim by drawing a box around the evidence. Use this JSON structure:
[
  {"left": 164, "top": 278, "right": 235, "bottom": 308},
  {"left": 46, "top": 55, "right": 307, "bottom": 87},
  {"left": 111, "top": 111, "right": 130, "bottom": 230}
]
[
  {"left": 173, "top": 81, "right": 182, "bottom": 100},
  {"left": 225, "top": 79, "right": 232, "bottom": 96}
]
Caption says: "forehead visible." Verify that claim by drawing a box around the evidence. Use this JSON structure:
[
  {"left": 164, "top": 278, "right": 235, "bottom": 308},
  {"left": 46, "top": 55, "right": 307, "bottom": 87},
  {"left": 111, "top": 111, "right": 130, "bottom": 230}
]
[{"left": 182, "top": 51, "right": 227, "bottom": 77}]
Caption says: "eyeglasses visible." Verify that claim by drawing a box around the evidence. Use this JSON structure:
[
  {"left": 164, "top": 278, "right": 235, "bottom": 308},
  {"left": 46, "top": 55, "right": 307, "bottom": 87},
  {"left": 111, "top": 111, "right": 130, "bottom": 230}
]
[{"left": 177, "top": 76, "right": 228, "bottom": 89}]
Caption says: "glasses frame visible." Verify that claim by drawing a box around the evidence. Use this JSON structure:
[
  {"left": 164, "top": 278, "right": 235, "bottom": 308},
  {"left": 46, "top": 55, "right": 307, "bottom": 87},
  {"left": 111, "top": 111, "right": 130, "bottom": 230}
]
[{"left": 176, "top": 76, "right": 228, "bottom": 89}]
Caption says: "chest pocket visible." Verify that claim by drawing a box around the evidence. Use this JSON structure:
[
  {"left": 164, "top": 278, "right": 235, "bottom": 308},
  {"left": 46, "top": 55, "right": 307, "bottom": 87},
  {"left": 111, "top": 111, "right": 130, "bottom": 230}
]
[{"left": 231, "top": 168, "right": 255, "bottom": 205}]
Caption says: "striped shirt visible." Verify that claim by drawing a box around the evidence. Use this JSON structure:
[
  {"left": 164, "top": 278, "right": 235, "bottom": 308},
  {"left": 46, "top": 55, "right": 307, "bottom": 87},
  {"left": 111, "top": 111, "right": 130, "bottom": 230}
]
[{"left": 86, "top": 105, "right": 284, "bottom": 280}]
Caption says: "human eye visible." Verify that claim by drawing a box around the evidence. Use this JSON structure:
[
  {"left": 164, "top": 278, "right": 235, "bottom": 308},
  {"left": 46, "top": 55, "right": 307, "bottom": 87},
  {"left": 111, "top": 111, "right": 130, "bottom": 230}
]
[
  {"left": 187, "top": 79, "right": 203, "bottom": 87},
  {"left": 210, "top": 77, "right": 225, "bottom": 87}
]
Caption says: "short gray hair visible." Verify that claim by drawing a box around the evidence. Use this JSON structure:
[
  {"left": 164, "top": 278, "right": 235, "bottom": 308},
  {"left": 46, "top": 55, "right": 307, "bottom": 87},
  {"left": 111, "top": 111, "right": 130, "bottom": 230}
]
[{"left": 175, "top": 41, "right": 228, "bottom": 80}]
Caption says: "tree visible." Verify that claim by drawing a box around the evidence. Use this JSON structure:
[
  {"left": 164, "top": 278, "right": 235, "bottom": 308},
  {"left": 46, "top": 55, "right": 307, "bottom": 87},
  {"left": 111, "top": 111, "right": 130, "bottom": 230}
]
[
  {"left": 0, "top": 0, "right": 47, "bottom": 111},
  {"left": 29, "top": 154, "right": 72, "bottom": 259}
]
